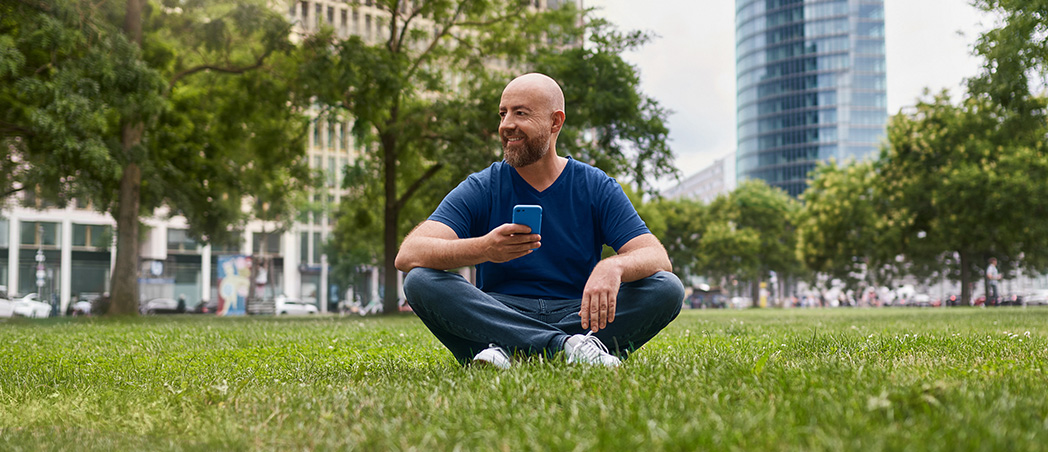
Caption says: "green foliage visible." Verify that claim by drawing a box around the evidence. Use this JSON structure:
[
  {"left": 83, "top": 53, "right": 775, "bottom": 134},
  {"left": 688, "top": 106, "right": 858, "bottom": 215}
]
[
  {"left": 876, "top": 91, "right": 1048, "bottom": 303},
  {"left": 701, "top": 180, "right": 801, "bottom": 287},
  {"left": 1, "top": 309, "right": 1047, "bottom": 450},
  {"left": 1, "top": 0, "right": 313, "bottom": 311},
  {"left": 969, "top": 0, "right": 1048, "bottom": 112},
  {"left": 796, "top": 160, "right": 890, "bottom": 290},
  {"left": 532, "top": 17, "right": 676, "bottom": 194},
  {"left": 656, "top": 196, "right": 707, "bottom": 280}
]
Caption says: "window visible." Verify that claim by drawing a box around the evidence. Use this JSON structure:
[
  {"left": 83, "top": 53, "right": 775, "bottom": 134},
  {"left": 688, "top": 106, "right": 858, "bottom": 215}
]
[
  {"left": 313, "top": 120, "right": 321, "bottom": 148},
  {"left": 300, "top": 232, "right": 309, "bottom": 263},
  {"left": 0, "top": 219, "right": 7, "bottom": 248},
  {"left": 328, "top": 124, "right": 335, "bottom": 150},
  {"left": 212, "top": 232, "right": 243, "bottom": 254},
  {"left": 73, "top": 224, "right": 111, "bottom": 248},
  {"left": 167, "top": 229, "right": 198, "bottom": 253},
  {"left": 312, "top": 232, "right": 322, "bottom": 263},
  {"left": 20, "top": 222, "right": 60, "bottom": 247},
  {"left": 252, "top": 233, "right": 281, "bottom": 255}
]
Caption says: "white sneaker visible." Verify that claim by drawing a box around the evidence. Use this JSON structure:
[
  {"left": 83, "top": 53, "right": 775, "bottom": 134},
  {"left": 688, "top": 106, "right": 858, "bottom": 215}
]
[
  {"left": 472, "top": 344, "right": 512, "bottom": 369},
  {"left": 564, "top": 332, "right": 621, "bottom": 367}
]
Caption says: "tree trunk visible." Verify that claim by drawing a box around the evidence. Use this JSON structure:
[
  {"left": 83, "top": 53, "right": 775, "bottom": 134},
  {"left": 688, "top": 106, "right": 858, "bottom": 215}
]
[
  {"left": 109, "top": 157, "right": 142, "bottom": 315},
  {"left": 960, "top": 251, "right": 971, "bottom": 306},
  {"left": 382, "top": 130, "right": 400, "bottom": 314},
  {"left": 750, "top": 279, "right": 760, "bottom": 308},
  {"left": 109, "top": 0, "right": 146, "bottom": 316}
]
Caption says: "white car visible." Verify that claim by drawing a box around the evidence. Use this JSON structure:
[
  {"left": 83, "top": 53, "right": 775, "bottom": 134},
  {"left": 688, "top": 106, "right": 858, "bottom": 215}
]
[
  {"left": 0, "top": 297, "right": 14, "bottom": 318},
  {"left": 13, "top": 294, "right": 52, "bottom": 318},
  {"left": 1024, "top": 289, "right": 1048, "bottom": 306},
  {"left": 275, "top": 297, "right": 318, "bottom": 315}
]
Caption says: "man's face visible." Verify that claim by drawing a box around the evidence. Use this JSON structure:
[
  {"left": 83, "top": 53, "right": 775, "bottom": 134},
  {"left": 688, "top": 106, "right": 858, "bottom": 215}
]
[{"left": 498, "top": 85, "right": 552, "bottom": 168}]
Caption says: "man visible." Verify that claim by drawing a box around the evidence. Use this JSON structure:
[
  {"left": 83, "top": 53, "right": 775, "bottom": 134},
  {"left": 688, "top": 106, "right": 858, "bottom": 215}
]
[
  {"left": 395, "top": 73, "right": 683, "bottom": 368},
  {"left": 987, "top": 257, "right": 1001, "bottom": 306}
]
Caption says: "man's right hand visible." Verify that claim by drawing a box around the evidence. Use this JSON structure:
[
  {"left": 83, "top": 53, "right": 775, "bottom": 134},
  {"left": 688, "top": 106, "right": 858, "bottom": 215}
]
[{"left": 483, "top": 223, "right": 541, "bottom": 263}]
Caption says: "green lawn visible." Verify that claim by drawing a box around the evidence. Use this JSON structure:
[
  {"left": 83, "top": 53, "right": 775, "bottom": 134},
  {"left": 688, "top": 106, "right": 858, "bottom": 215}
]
[{"left": 1, "top": 308, "right": 1046, "bottom": 451}]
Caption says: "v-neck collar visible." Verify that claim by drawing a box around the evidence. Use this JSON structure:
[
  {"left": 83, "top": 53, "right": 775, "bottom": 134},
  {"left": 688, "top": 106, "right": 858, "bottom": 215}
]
[{"left": 509, "top": 156, "right": 573, "bottom": 197}]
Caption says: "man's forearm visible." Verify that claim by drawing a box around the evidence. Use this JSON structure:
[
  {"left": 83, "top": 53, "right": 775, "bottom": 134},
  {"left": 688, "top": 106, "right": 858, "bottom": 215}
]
[
  {"left": 600, "top": 244, "right": 672, "bottom": 283},
  {"left": 395, "top": 236, "right": 488, "bottom": 272}
]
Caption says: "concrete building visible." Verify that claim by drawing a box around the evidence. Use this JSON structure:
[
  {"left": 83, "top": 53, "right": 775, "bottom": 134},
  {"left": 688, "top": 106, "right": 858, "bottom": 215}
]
[
  {"left": 735, "top": 0, "right": 888, "bottom": 197},
  {"left": 662, "top": 152, "right": 737, "bottom": 203}
]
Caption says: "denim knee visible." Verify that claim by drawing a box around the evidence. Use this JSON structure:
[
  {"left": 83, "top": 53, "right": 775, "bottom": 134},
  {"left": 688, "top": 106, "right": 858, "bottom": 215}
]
[
  {"left": 403, "top": 267, "right": 447, "bottom": 308},
  {"left": 641, "top": 271, "right": 686, "bottom": 313}
]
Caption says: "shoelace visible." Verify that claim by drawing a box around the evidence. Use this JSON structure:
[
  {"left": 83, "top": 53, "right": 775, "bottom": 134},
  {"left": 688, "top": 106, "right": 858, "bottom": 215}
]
[
  {"left": 489, "top": 344, "right": 509, "bottom": 359},
  {"left": 575, "top": 331, "right": 612, "bottom": 362}
]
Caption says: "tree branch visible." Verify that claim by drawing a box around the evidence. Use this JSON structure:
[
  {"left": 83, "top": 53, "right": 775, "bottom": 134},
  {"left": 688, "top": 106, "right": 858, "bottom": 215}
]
[
  {"left": 405, "top": 0, "right": 469, "bottom": 80},
  {"left": 166, "top": 48, "right": 273, "bottom": 92},
  {"left": 395, "top": 162, "right": 444, "bottom": 210},
  {"left": 2, "top": 186, "right": 26, "bottom": 199}
]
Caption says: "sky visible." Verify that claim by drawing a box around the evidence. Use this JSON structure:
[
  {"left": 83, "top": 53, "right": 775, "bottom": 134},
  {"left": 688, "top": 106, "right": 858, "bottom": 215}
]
[{"left": 588, "top": 0, "right": 995, "bottom": 189}]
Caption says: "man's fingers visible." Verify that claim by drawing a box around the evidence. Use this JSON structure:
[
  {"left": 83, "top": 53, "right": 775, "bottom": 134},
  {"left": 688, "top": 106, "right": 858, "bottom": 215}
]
[
  {"left": 598, "top": 294, "right": 609, "bottom": 329},
  {"left": 589, "top": 293, "right": 602, "bottom": 332},
  {"left": 608, "top": 294, "right": 617, "bottom": 324},
  {"left": 579, "top": 296, "right": 590, "bottom": 329}
]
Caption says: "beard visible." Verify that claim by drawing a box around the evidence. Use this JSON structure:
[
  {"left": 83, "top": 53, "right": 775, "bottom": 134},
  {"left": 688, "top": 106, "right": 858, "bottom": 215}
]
[{"left": 502, "top": 132, "right": 550, "bottom": 168}]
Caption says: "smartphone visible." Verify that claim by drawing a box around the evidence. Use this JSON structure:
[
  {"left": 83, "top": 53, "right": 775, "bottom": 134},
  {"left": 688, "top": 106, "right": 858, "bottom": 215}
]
[{"left": 512, "top": 205, "right": 542, "bottom": 235}]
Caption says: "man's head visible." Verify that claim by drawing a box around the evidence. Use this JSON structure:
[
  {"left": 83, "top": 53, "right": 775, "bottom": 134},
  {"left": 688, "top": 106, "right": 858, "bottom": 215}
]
[
  {"left": 498, "top": 73, "right": 566, "bottom": 168},
  {"left": 990, "top": 257, "right": 997, "bottom": 265}
]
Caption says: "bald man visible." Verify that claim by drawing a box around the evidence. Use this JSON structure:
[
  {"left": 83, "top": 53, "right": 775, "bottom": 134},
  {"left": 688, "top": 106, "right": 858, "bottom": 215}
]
[{"left": 395, "top": 73, "right": 683, "bottom": 368}]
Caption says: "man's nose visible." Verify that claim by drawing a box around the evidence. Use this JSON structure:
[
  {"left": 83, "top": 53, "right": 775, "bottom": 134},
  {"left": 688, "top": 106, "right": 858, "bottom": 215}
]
[{"left": 500, "top": 116, "right": 516, "bottom": 130}]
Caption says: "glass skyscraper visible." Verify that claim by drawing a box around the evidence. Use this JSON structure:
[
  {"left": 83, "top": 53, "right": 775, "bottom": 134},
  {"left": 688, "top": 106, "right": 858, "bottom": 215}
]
[{"left": 736, "top": 0, "right": 888, "bottom": 197}]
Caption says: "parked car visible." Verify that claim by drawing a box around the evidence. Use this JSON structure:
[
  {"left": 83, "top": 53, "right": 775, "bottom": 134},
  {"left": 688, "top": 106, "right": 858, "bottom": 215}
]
[
  {"left": 1024, "top": 289, "right": 1048, "bottom": 306},
  {"left": 0, "top": 294, "right": 14, "bottom": 318},
  {"left": 13, "top": 293, "right": 52, "bottom": 318},
  {"left": 275, "top": 296, "right": 318, "bottom": 315},
  {"left": 911, "top": 293, "right": 934, "bottom": 307},
  {"left": 140, "top": 297, "right": 187, "bottom": 315},
  {"left": 193, "top": 299, "right": 219, "bottom": 314}
]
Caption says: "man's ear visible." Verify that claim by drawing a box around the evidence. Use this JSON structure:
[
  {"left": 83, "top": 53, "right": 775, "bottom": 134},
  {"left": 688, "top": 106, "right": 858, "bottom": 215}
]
[{"left": 550, "top": 110, "right": 565, "bottom": 134}]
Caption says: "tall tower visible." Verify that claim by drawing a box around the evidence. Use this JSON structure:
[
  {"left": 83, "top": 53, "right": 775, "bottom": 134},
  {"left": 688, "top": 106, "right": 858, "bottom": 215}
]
[{"left": 735, "top": 0, "right": 887, "bottom": 197}]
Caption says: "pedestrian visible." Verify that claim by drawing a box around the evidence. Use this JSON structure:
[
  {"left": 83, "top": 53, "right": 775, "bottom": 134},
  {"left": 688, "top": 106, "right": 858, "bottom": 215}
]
[
  {"left": 395, "top": 73, "right": 684, "bottom": 368},
  {"left": 987, "top": 257, "right": 1001, "bottom": 306}
]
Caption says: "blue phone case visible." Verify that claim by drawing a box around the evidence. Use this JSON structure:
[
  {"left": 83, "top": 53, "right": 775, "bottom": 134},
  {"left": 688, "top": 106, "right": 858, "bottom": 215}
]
[{"left": 512, "top": 205, "right": 542, "bottom": 235}]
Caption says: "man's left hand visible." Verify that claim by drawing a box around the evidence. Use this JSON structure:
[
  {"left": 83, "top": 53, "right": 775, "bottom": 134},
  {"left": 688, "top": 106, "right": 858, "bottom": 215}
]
[{"left": 580, "top": 261, "right": 622, "bottom": 332}]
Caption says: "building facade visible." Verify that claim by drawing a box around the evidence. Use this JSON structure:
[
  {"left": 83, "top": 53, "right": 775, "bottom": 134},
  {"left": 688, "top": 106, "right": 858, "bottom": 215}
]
[
  {"left": 735, "top": 0, "right": 888, "bottom": 197},
  {"left": 662, "top": 152, "right": 737, "bottom": 203}
]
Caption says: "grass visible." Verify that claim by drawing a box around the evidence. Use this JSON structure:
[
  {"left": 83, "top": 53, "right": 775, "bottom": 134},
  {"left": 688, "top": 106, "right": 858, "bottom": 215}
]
[{"left": 1, "top": 308, "right": 1046, "bottom": 451}]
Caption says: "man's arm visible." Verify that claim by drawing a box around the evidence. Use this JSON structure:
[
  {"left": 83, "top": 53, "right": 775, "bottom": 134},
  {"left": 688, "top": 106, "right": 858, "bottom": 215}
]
[
  {"left": 580, "top": 233, "right": 671, "bottom": 332},
  {"left": 394, "top": 220, "right": 541, "bottom": 272}
]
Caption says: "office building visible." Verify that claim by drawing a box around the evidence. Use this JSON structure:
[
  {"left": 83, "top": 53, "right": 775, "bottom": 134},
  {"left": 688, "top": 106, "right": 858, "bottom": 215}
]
[
  {"left": 662, "top": 152, "right": 737, "bottom": 203},
  {"left": 736, "top": 0, "right": 888, "bottom": 196}
]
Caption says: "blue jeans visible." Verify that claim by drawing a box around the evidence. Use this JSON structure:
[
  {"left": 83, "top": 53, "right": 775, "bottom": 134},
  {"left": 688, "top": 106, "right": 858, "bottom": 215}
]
[{"left": 403, "top": 268, "right": 684, "bottom": 364}]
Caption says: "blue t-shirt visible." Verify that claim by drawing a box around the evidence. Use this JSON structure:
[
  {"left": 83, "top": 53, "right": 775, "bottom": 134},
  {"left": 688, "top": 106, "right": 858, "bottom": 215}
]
[{"left": 429, "top": 157, "right": 650, "bottom": 299}]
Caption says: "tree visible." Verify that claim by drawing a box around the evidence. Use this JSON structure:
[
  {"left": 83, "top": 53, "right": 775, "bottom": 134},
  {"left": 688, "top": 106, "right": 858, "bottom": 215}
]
[
  {"left": 795, "top": 160, "right": 891, "bottom": 294},
  {"left": 969, "top": 0, "right": 1048, "bottom": 113},
  {"left": 1, "top": 0, "right": 311, "bottom": 314},
  {"left": 698, "top": 180, "right": 800, "bottom": 305},
  {"left": 877, "top": 91, "right": 1048, "bottom": 305},
  {"left": 531, "top": 18, "right": 676, "bottom": 195},
  {"left": 655, "top": 196, "right": 707, "bottom": 283},
  {"left": 308, "top": 2, "right": 676, "bottom": 313}
]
